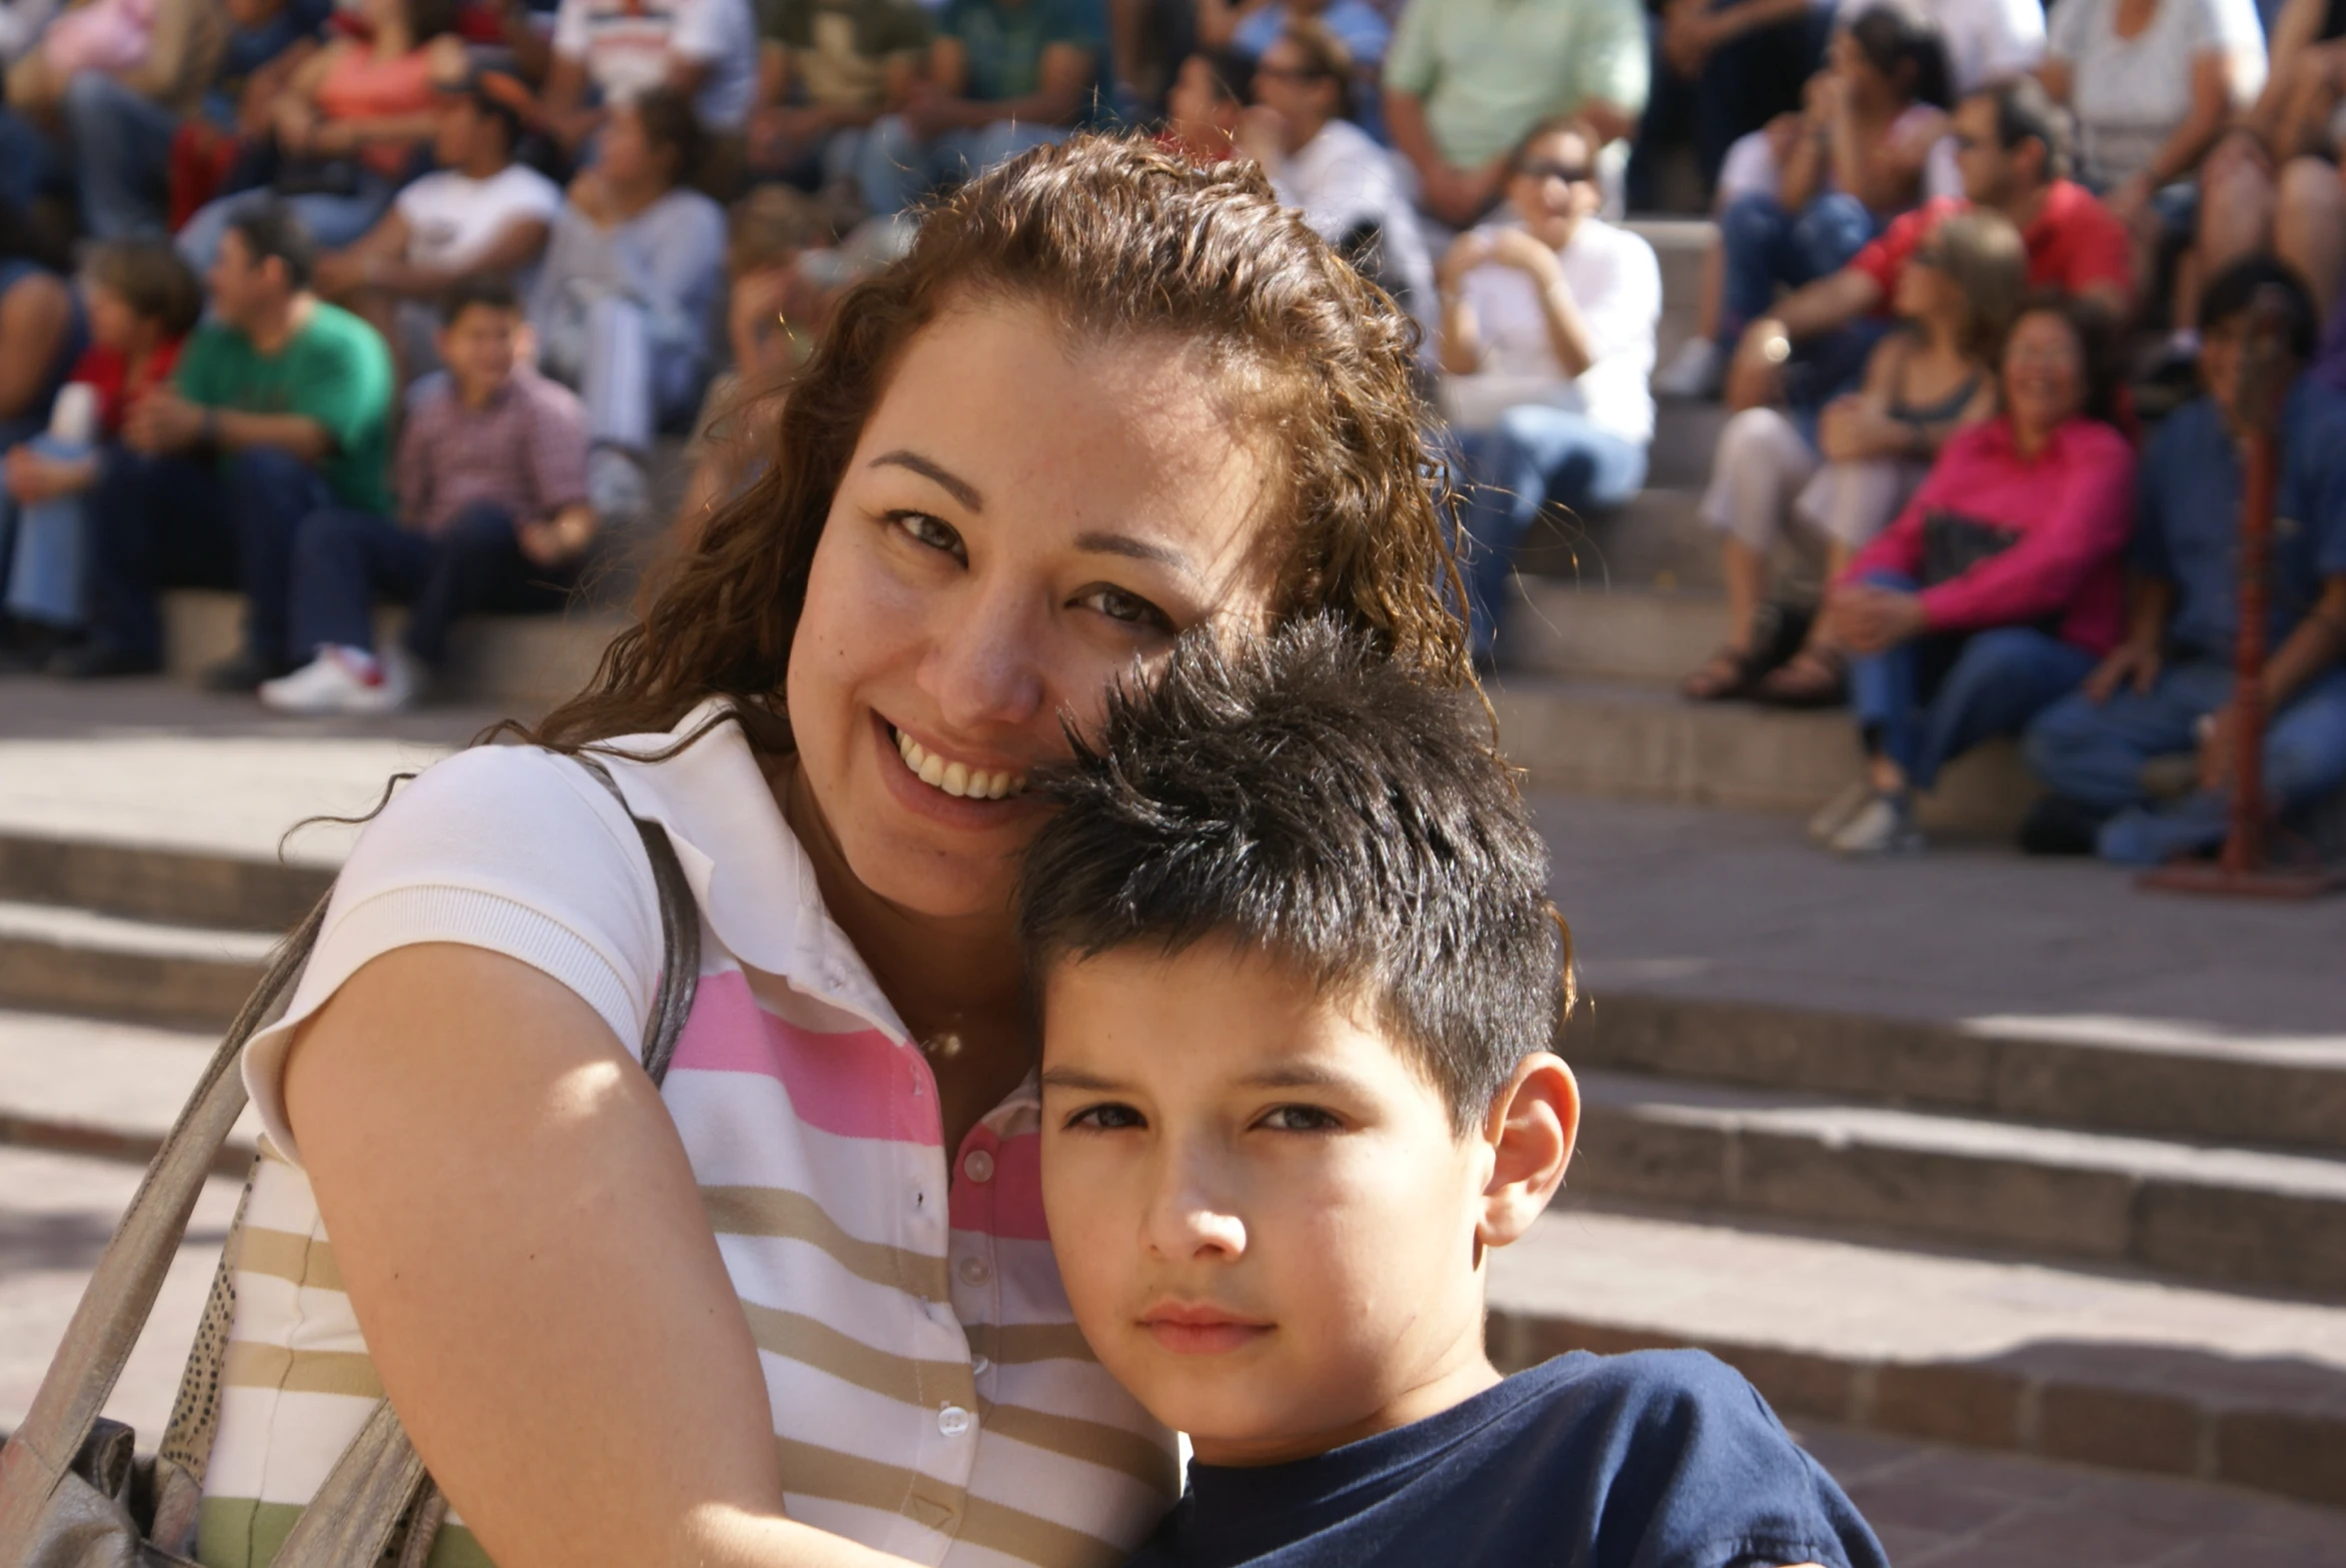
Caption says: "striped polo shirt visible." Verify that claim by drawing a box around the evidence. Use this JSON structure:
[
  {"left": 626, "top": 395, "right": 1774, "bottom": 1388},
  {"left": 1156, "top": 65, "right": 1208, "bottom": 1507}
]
[{"left": 205, "top": 703, "right": 1178, "bottom": 1568}]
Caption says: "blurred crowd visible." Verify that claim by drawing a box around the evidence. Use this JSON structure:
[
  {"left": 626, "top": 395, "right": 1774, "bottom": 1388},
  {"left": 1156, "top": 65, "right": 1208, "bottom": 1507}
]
[{"left": 0, "top": 0, "right": 2335, "bottom": 870}]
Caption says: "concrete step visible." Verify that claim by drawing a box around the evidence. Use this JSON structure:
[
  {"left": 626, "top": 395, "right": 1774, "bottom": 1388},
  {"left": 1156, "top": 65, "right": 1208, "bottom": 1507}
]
[
  {"left": 1505, "top": 577, "right": 1723, "bottom": 684},
  {"left": 1512, "top": 486, "right": 1736, "bottom": 594},
  {"left": 1563, "top": 993, "right": 2346, "bottom": 1159},
  {"left": 1573, "top": 1070, "right": 2346, "bottom": 1300},
  {"left": 0, "top": 1009, "right": 258, "bottom": 1172},
  {"left": 0, "top": 899, "right": 274, "bottom": 1029},
  {"left": 1486, "top": 1199, "right": 2346, "bottom": 1509},
  {"left": 1490, "top": 673, "right": 2035, "bottom": 834},
  {"left": 0, "top": 829, "right": 331, "bottom": 931}
]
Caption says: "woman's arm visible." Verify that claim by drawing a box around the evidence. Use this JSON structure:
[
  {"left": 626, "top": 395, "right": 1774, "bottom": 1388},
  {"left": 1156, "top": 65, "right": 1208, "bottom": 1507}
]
[
  {"left": 1917, "top": 425, "right": 2137, "bottom": 632},
  {"left": 285, "top": 944, "right": 925, "bottom": 1568},
  {"left": 2110, "top": 49, "right": 2239, "bottom": 207},
  {"left": 0, "top": 272, "right": 70, "bottom": 423}
]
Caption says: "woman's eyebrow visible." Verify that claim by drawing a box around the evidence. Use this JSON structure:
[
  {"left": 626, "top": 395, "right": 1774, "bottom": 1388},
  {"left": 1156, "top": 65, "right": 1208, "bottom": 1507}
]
[
  {"left": 1075, "top": 530, "right": 1200, "bottom": 582},
  {"left": 872, "top": 449, "right": 985, "bottom": 511}
]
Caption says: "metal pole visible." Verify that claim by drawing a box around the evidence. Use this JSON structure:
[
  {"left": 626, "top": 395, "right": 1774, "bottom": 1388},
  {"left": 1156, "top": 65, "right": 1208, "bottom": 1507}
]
[{"left": 2220, "top": 295, "right": 2282, "bottom": 874}]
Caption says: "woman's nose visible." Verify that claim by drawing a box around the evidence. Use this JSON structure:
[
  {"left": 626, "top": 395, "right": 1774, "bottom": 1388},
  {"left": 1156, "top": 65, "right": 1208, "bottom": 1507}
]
[{"left": 923, "top": 583, "right": 1049, "bottom": 732}]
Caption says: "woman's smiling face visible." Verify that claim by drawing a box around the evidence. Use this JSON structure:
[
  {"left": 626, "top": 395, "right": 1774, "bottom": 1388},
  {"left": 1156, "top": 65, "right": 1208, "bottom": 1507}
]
[{"left": 785, "top": 297, "right": 1280, "bottom": 920}]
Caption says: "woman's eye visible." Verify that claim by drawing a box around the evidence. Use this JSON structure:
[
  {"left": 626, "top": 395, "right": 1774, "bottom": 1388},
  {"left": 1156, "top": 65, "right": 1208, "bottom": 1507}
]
[
  {"left": 1068, "top": 1102, "right": 1147, "bottom": 1132},
  {"left": 890, "top": 510, "right": 967, "bottom": 563},
  {"left": 1077, "top": 585, "right": 1174, "bottom": 633},
  {"left": 1258, "top": 1104, "right": 1343, "bottom": 1133}
]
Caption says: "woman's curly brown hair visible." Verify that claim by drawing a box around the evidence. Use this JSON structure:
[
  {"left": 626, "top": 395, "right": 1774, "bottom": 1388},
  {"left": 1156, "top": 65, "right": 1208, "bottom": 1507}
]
[{"left": 528, "top": 133, "right": 1466, "bottom": 755}]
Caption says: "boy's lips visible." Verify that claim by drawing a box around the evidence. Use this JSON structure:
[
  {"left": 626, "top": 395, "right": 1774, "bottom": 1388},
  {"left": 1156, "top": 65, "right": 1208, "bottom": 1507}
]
[{"left": 1139, "top": 1301, "right": 1273, "bottom": 1356}]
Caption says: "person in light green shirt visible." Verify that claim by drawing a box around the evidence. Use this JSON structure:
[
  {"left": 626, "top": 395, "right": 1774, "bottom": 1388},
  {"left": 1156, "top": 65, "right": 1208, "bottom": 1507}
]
[
  {"left": 59, "top": 202, "right": 396, "bottom": 688},
  {"left": 1382, "top": 0, "right": 1647, "bottom": 228}
]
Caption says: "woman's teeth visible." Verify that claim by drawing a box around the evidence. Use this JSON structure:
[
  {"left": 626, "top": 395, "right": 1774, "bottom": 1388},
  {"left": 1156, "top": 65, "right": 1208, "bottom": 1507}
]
[{"left": 894, "top": 728, "right": 1027, "bottom": 800}]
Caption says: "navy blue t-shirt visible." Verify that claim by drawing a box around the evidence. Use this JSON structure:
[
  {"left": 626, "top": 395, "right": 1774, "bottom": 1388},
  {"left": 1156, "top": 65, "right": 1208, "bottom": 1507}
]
[{"left": 1125, "top": 1351, "right": 1888, "bottom": 1568}]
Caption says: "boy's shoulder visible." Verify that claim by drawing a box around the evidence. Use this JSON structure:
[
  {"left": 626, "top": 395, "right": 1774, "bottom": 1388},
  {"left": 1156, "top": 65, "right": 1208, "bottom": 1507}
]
[{"left": 1133, "top": 1351, "right": 1884, "bottom": 1568}]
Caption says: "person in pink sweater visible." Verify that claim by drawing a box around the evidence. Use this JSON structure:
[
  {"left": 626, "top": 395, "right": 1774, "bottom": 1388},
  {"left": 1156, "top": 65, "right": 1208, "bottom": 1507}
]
[{"left": 1809, "top": 293, "right": 2136, "bottom": 853}]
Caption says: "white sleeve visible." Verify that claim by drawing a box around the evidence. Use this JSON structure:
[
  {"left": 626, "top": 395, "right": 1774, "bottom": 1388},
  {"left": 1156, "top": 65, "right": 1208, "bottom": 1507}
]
[
  {"left": 1583, "top": 230, "right": 1661, "bottom": 368},
  {"left": 671, "top": 0, "right": 746, "bottom": 60},
  {"left": 240, "top": 747, "right": 666, "bottom": 1166},
  {"left": 2044, "top": 0, "right": 2091, "bottom": 64},
  {"left": 552, "top": 0, "right": 591, "bottom": 62}
]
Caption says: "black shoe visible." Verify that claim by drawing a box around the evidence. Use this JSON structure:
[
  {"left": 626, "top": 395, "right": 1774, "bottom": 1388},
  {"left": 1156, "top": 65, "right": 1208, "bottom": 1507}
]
[
  {"left": 2018, "top": 793, "right": 2111, "bottom": 856},
  {"left": 48, "top": 643, "right": 163, "bottom": 680},
  {"left": 201, "top": 648, "right": 290, "bottom": 693}
]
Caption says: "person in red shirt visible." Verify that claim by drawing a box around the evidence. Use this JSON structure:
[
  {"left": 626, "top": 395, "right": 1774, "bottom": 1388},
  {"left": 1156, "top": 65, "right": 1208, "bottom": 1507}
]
[
  {"left": 1725, "top": 77, "right": 2133, "bottom": 414},
  {"left": 0, "top": 239, "right": 201, "bottom": 663}
]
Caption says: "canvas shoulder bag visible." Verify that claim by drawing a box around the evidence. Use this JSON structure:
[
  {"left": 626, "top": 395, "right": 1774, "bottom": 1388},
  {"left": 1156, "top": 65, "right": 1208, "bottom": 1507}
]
[{"left": 0, "top": 756, "right": 702, "bottom": 1568}]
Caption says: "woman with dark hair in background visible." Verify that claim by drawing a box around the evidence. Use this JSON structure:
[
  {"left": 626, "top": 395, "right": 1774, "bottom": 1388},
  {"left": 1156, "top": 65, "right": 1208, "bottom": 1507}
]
[
  {"left": 1809, "top": 293, "right": 2135, "bottom": 854},
  {"left": 1656, "top": 4, "right": 1957, "bottom": 400},
  {"left": 174, "top": 0, "right": 469, "bottom": 269},
  {"left": 197, "top": 135, "right": 1472, "bottom": 1568},
  {"left": 529, "top": 86, "right": 728, "bottom": 533}
]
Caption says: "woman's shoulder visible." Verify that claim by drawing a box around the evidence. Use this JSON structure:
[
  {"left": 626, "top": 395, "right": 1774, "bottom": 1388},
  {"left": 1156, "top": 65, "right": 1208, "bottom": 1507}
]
[
  {"left": 2053, "top": 416, "right": 2136, "bottom": 468},
  {"left": 342, "top": 744, "right": 646, "bottom": 899}
]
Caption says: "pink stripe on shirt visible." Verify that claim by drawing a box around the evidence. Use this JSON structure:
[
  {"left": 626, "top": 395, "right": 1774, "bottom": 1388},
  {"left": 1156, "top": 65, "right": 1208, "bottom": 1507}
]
[
  {"left": 672, "top": 969, "right": 940, "bottom": 1145},
  {"left": 952, "top": 1128, "right": 1051, "bottom": 1241}
]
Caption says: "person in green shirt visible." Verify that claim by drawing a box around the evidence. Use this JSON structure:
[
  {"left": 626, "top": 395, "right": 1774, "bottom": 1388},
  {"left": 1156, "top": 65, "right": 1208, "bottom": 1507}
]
[
  {"left": 1382, "top": 0, "right": 1646, "bottom": 229},
  {"left": 58, "top": 202, "right": 395, "bottom": 687}
]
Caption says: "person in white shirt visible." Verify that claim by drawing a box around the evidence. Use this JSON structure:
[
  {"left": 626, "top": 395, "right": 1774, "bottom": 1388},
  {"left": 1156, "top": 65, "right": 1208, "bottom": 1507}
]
[
  {"left": 314, "top": 71, "right": 565, "bottom": 377},
  {"left": 1233, "top": 21, "right": 1432, "bottom": 328},
  {"left": 1927, "top": 0, "right": 2045, "bottom": 94},
  {"left": 544, "top": 0, "right": 761, "bottom": 155},
  {"left": 1439, "top": 116, "right": 1660, "bottom": 666}
]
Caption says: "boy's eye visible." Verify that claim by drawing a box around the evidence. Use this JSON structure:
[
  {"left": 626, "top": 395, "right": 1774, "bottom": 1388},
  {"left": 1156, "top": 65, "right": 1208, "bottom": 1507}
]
[
  {"left": 1257, "top": 1104, "right": 1343, "bottom": 1133},
  {"left": 1067, "top": 1101, "right": 1148, "bottom": 1132},
  {"left": 890, "top": 510, "right": 967, "bottom": 563},
  {"left": 1075, "top": 584, "right": 1174, "bottom": 633}
]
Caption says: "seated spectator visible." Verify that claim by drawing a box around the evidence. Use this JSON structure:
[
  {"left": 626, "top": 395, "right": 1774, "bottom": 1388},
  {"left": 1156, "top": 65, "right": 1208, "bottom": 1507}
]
[
  {"left": 1809, "top": 293, "right": 2133, "bottom": 854},
  {"left": 1724, "top": 77, "right": 2130, "bottom": 417},
  {"left": 1233, "top": 21, "right": 1433, "bottom": 321},
  {"left": 0, "top": 240, "right": 198, "bottom": 666},
  {"left": 2181, "top": 0, "right": 2346, "bottom": 350},
  {"left": 1158, "top": 50, "right": 1242, "bottom": 164},
  {"left": 147, "top": 0, "right": 336, "bottom": 241},
  {"left": 544, "top": 0, "right": 759, "bottom": 171},
  {"left": 257, "top": 278, "right": 593, "bottom": 713},
  {"left": 1197, "top": 0, "right": 1387, "bottom": 70},
  {"left": 1684, "top": 209, "right": 2022, "bottom": 704},
  {"left": 175, "top": 0, "right": 470, "bottom": 270},
  {"left": 1442, "top": 117, "right": 1660, "bottom": 668},
  {"left": 1381, "top": 0, "right": 1644, "bottom": 230},
  {"left": 0, "top": 223, "right": 80, "bottom": 453},
  {"left": 2025, "top": 260, "right": 2346, "bottom": 863},
  {"left": 312, "top": 69, "right": 562, "bottom": 376},
  {"left": 1925, "top": 0, "right": 2045, "bottom": 100},
  {"left": 3, "top": 0, "right": 226, "bottom": 228},
  {"left": 1655, "top": 4, "right": 1956, "bottom": 402},
  {"left": 1631, "top": 0, "right": 1828, "bottom": 205},
  {"left": 747, "top": 0, "right": 930, "bottom": 197},
  {"left": 2039, "top": 0, "right": 2266, "bottom": 371},
  {"left": 529, "top": 87, "right": 726, "bottom": 530},
  {"left": 854, "top": 0, "right": 1104, "bottom": 218},
  {"left": 58, "top": 203, "right": 394, "bottom": 684}
]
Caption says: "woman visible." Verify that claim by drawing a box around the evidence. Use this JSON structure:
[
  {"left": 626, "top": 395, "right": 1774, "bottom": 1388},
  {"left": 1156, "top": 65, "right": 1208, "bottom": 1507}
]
[
  {"left": 1441, "top": 116, "right": 1661, "bottom": 667},
  {"left": 201, "top": 135, "right": 1463, "bottom": 1568},
  {"left": 530, "top": 87, "right": 727, "bottom": 532},
  {"left": 2038, "top": 0, "right": 2264, "bottom": 361},
  {"left": 1654, "top": 3, "right": 1954, "bottom": 401},
  {"left": 174, "top": 0, "right": 467, "bottom": 269},
  {"left": 1683, "top": 209, "right": 2023, "bottom": 704},
  {"left": 1809, "top": 294, "right": 2134, "bottom": 854}
]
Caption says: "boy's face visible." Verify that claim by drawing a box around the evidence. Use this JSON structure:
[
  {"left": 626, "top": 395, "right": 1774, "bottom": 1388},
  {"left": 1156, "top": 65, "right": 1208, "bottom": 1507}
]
[
  {"left": 437, "top": 305, "right": 521, "bottom": 400},
  {"left": 1041, "top": 938, "right": 1567, "bottom": 1466}
]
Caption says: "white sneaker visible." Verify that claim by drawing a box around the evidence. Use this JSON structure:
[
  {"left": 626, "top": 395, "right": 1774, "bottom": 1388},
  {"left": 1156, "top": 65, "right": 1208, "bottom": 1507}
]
[
  {"left": 258, "top": 645, "right": 416, "bottom": 716},
  {"left": 1653, "top": 337, "right": 1723, "bottom": 401},
  {"left": 1805, "top": 780, "right": 1872, "bottom": 844},
  {"left": 1828, "top": 791, "right": 1924, "bottom": 856}
]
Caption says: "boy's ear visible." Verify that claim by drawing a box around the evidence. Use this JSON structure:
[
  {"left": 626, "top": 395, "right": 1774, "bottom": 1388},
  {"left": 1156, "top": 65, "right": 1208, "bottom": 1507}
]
[{"left": 1476, "top": 1052, "right": 1577, "bottom": 1251}]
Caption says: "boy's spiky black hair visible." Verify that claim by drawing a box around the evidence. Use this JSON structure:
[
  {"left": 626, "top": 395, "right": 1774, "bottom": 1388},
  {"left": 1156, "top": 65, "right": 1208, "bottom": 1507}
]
[{"left": 1018, "top": 618, "right": 1570, "bottom": 1131}]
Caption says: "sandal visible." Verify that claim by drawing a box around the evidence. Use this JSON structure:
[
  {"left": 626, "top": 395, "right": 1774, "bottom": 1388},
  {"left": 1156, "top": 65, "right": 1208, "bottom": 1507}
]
[
  {"left": 1680, "top": 644, "right": 1763, "bottom": 702},
  {"left": 1752, "top": 646, "right": 1848, "bottom": 710}
]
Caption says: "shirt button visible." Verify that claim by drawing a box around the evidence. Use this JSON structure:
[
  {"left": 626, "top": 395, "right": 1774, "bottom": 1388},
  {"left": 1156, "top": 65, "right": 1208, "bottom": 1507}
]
[
  {"left": 938, "top": 1404, "right": 974, "bottom": 1437},
  {"left": 971, "top": 1355, "right": 992, "bottom": 1378},
  {"left": 964, "top": 1149, "right": 995, "bottom": 1183},
  {"left": 958, "top": 1256, "right": 992, "bottom": 1287}
]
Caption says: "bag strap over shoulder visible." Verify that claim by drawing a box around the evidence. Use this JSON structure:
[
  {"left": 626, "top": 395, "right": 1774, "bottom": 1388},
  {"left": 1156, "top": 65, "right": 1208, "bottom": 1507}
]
[{"left": 0, "top": 749, "right": 704, "bottom": 1568}]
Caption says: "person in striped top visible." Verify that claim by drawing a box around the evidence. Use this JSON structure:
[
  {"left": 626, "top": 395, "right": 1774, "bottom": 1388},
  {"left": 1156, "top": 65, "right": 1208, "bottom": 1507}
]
[
  {"left": 1021, "top": 621, "right": 1890, "bottom": 1568},
  {"left": 205, "top": 134, "right": 1468, "bottom": 1568}
]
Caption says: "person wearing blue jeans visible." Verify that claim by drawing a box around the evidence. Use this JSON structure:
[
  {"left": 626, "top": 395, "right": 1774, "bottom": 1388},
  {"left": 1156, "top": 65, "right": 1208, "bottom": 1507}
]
[
  {"left": 1457, "top": 407, "right": 1648, "bottom": 664},
  {"left": 1715, "top": 189, "right": 1874, "bottom": 357},
  {"left": 72, "top": 445, "right": 334, "bottom": 676},
  {"left": 857, "top": 116, "right": 1067, "bottom": 216},
  {"left": 63, "top": 73, "right": 183, "bottom": 240},
  {"left": 2021, "top": 259, "right": 2346, "bottom": 864}
]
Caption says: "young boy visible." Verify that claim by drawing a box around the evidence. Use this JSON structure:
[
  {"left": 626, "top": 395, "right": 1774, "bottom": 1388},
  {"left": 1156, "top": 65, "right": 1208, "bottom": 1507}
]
[{"left": 1019, "top": 620, "right": 1888, "bottom": 1568}]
